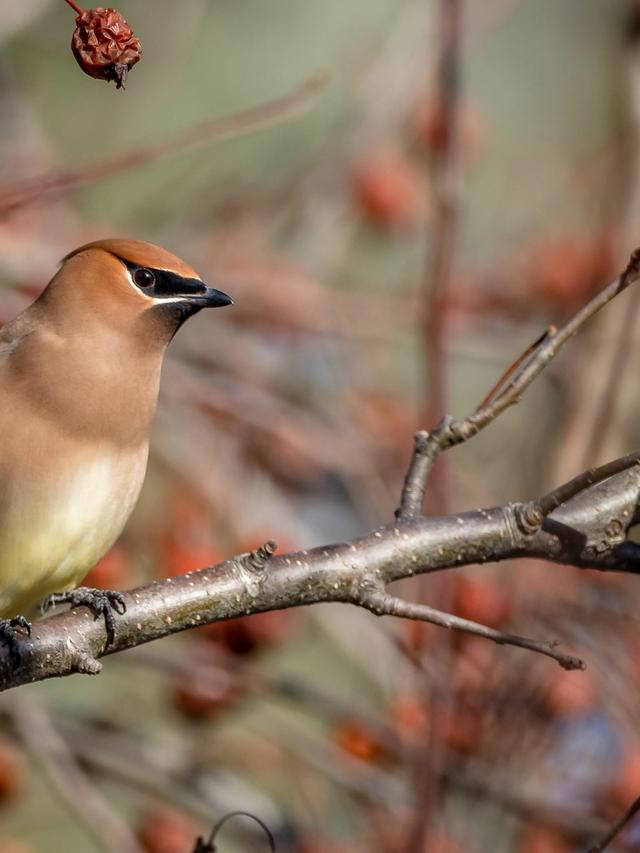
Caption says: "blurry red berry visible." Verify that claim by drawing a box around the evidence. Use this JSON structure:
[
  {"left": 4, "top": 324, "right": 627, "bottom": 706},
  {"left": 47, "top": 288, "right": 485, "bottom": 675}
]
[
  {"left": 334, "top": 720, "right": 387, "bottom": 763},
  {"left": 533, "top": 239, "right": 593, "bottom": 309},
  {"left": 138, "top": 808, "right": 199, "bottom": 853},
  {"left": 452, "top": 576, "right": 512, "bottom": 628},
  {"left": 84, "top": 544, "right": 132, "bottom": 589},
  {"left": 0, "top": 737, "right": 27, "bottom": 802},
  {"left": 70, "top": 6, "right": 142, "bottom": 89},
  {"left": 162, "top": 542, "right": 223, "bottom": 579},
  {"left": 415, "top": 97, "right": 487, "bottom": 161},
  {"left": 452, "top": 636, "right": 500, "bottom": 695},
  {"left": 544, "top": 669, "right": 597, "bottom": 717},
  {"left": 607, "top": 748, "right": 640, "bottom": 812},
  {"left": 517, "top": 824, "right": 573, "bottom": 853},
  {"left": 423, "top": 835, "right": 465, "bottom": 853},
  {"left": 531, "top": 232, "right": 615, "bottom": 312},
  {"left": 352, "top": 151, "right": 427, "bottom": 230},
  {"left": 439, "top": 705, "right": 485, "bottom": 755},
  {"left": 390, "top": 696, "right": 428, "bottom": 740},
  {"left": 201, "top": 611, "right": 295, "bottom": 654},
  {"left": 156, "top": 488, "right": 223, "bottom": 579},
  {"left": 172, "top": 669, "right": 241, "bottom": 719}
]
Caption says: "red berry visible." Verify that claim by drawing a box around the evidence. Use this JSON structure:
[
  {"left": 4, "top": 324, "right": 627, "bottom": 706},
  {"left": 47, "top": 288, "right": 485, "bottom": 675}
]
[
  {"left": 138, "top": 807, "right": 199, "bottom": 853},
  {"left": 84, "top": 544, "right": 132, "bottom": 589},
  {"left": 352, "top": 151, "right": 426, "bottom": 230}
]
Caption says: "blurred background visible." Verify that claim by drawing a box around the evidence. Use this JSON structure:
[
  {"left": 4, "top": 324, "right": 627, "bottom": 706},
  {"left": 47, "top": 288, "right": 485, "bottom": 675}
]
[{"left": 1, "top": 0, "right": 640, "bottom": 850}]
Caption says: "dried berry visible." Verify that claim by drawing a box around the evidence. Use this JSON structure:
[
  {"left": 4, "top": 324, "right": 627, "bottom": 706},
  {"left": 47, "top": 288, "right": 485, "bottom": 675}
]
[{"left": 68, "top": 3, "right": 142, "bottom": 89}]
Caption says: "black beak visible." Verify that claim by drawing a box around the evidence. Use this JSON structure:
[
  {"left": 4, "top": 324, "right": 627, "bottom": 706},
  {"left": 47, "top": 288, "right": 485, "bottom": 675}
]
[{"left": 186, "top": 286, "right": 233, "bottom": 308}]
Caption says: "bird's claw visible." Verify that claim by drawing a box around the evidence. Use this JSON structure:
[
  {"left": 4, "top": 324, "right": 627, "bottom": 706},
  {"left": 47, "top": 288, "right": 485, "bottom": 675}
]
[
  {"left": 41, "top": 588, "right": 126, "bottom": 647},
  {"left": 0, "top": 616, "right": 31, "bottom": 667}
]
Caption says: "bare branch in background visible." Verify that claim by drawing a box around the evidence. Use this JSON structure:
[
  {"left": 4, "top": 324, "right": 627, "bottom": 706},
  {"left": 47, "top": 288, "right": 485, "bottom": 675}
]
[
  {"left": 586, "top": 793, "right": 640, "bottom": 853},
  {"left": 419, "top": 0, "right": 463, "bottom": 513},
  {"left": 0, "top": 74, "right": 327, "bottom": 217},
  {"left": 6, "top": 694, "right": 143, "bottom": 853},
  {"left": 397, "top": 247, "right": 640, "bottom": 510},
  {"left": 411, "top": 2, "right": 465, "bottom": 847}
]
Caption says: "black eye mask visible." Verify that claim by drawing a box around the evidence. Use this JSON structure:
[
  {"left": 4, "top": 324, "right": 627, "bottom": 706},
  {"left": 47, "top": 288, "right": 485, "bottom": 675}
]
[
  {"left": 116, "top": 256, "right": 232, "bottom": 309},
  {"left": 119, "top": 259, "right": 208, "bottom": 298}
]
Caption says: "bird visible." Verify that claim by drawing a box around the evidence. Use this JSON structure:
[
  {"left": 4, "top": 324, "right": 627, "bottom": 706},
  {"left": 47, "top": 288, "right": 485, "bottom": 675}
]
[{"left": 0, "top": 238, "right": 232, "bottom": 656}]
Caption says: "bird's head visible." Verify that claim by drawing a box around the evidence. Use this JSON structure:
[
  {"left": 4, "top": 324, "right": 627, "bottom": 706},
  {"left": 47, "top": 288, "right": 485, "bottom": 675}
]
[{"left": 47, "top": 238, "right": 232, "bottom": 342}]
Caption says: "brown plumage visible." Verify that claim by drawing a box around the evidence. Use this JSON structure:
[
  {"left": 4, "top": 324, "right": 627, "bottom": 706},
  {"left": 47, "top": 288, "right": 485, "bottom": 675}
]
[{"left": 0, "top": 239, "right": 231, "bottom": 622}]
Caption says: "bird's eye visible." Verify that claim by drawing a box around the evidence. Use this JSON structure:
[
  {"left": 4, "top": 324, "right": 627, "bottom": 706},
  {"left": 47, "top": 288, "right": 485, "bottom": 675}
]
[{"left": 133, "top": 267, "right": 155, "bottom": 288}]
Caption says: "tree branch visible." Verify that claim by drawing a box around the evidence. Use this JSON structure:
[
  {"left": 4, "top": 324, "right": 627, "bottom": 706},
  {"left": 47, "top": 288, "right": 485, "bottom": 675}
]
[
  {"left": 355, "top": 586, "right": 584, "bottom": 670},
  {"left": 586, "top": 794, "right": 640, "bottom": 853},
  {"left": 397, "top": 248, "right": 640, "bottom": 509},
  {"left": 6, "top": 694, "right": 143, "bottom": 853},
  {"left": 1, "top": 457, "right": 639, "bottom": 691},
  {"left": 0, "top": 74, "right": 327, "bottom": 217}
]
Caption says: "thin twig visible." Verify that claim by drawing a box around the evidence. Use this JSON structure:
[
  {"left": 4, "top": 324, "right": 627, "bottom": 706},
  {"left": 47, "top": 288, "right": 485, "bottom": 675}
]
[
  {"left": 579, "top": 32, "right": 640, "bottom": 468},
  {"left": 401, "top": 248, "right": 640, "bottom": 512},
  {"left": 6, "top": 694, "right": 142, "bottom": 853},
  {"left": 195, "top": 812, "right": 275, "bottom": 853},
  {"left": 63, "top": 0, "right": 84, "bottom": 14},
  {"left": 57, "top": 716, "right": 233, "bottom": 825},
  {"left": 397, "top": 430, "right": 432, "bottom": 518},
  {"left": 581, "top": 284, "right": 640, "bottom": 465},
  {"left": 419, "top": 0, "right": 463, "bottom": 513},
  {"left": 357, "top": 589, "right": 584, "bottom": 670},
  {"left": 537, "top": 450, "right": 640, "bottom": 517},
  {"left": 474, "top": 326, "right": 556, "bottom": 411},
  {"left": 0, "top": 74, "right": 328, "bottom": 217},
  {"left": 461, "top": 248, "right": 640, "bottom": 439},
  {"left": 516, "top": 449, "right": 640, "bottom": 532},
  {"left": 396, "top": 417, "right": 455, "bottom": 519},
  {"left": 586, "top": 793, "right": 640, "bottom": 853}
]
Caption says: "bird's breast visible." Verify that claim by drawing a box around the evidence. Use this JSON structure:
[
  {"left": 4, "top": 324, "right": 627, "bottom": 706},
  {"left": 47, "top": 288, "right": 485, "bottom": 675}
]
[{"left": 0, "top": 445, "right": 148, "bottom": 616}]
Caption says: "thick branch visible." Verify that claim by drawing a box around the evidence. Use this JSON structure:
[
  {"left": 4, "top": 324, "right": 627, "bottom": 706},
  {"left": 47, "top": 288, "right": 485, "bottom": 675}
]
[
  {"left": 3, "top": 462, "right": 640, "bottom": 691},
  {"left": 515, "top": 449, "right": 640, "bottom": 533}
]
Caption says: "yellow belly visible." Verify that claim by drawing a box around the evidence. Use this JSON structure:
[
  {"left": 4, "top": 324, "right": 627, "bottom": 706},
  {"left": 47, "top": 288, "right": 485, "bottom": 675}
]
[{"left": 0, "top": 449, "right": 147, "bottom": 616}]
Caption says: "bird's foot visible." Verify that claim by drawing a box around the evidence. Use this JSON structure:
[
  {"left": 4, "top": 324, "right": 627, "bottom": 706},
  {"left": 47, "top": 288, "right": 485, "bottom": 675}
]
[
  {"left": 0, "top": 616, "right": 31, "bottom": 666},
  {"left": 41, "top": 588, "right": 126, "bottom": 647}
]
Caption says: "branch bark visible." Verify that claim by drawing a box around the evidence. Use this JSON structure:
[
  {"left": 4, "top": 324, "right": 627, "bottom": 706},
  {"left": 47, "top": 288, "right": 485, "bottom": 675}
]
[{"left": 3, "top": 460, "right": 640, "bottom": 691}]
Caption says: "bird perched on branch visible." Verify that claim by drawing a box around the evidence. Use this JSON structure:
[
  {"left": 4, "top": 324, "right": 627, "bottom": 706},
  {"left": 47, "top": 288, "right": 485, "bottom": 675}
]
[{"left": 0, "top": 239, "right": 232, "bottom": 658}]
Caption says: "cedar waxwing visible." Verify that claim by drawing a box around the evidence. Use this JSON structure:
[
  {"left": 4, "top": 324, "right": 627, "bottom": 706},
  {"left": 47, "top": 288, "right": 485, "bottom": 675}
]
[{"left": 0, "top": 238, "right": 232, "bottom": 653}]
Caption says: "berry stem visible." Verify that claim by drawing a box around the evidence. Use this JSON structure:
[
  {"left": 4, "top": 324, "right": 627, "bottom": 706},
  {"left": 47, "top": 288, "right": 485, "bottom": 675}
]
[{"left": 63, "top": 0, "right": 84, "bottom": 15}]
